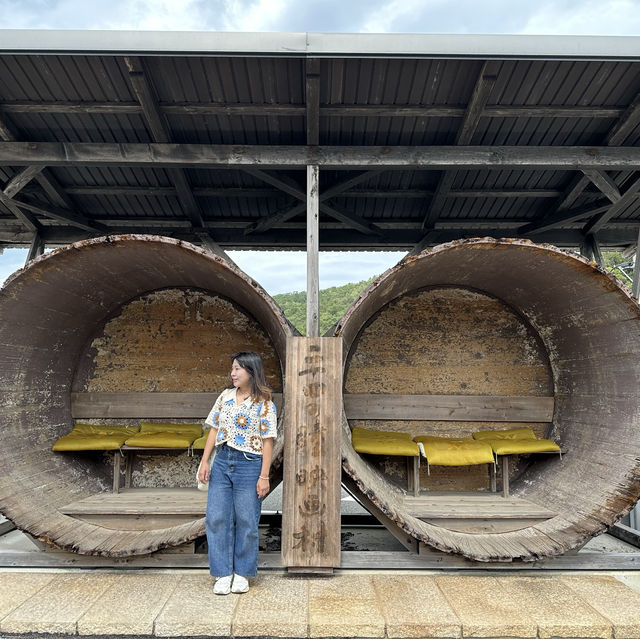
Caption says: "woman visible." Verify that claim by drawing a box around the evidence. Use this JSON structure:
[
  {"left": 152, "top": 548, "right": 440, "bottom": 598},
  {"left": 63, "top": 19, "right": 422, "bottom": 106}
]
[{"left": 197, "top": 351, "right": 277, "bottom": 595}]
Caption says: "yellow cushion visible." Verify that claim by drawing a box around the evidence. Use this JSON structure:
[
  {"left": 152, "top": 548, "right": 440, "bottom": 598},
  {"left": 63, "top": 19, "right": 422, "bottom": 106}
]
[
  {"left": 140, "top": 422, "right": 203, "bottom": 438},
  {"left": 192, "top": 430, "right": 211, "bottom": 450},
  {"left": 485, "top": 438, "right": 561, "bottom": 456},
  {"left": 52, "top": 424, "right": 139, "bottom": 451},
  {"left": 472, "top": 428, "right": 537, "bottom": 441},
  {"left": 124, "top": 431, "right": 199, "bottom": 448},
  {"left": 414, "top": 436, "right": 495, "bottom": 466},
  {"left": 352, "top": 427, "right": 419, "bottom": 457}
]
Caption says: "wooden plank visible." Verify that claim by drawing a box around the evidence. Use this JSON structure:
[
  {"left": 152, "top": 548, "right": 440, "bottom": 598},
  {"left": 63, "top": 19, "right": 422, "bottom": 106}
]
[
  {"left": 70, "top": 392, "right": 283, "bottom": 418},
  {"left": 0, "top": 102, "right": 626, "bottom": 119},
  {"left": 633, "top": 228, "right": 640, "bottom": 300},
  {"left": 344, "top": 394, "right": 554, "bottom": 422},
  {"left": 282, "top": 337, "right": 342, "bottom": 570},
  {"left": 1, "top": 550, "right": 639, "bottom": 571},
  {"left": 60, "top": 488, "right": 207, "bottom": 516},
  {"left": 306, "top": 165, "right": 320, "bottom": 338},
  {"left": 3, "top": 142, "right": 640, "bottom": 170}
]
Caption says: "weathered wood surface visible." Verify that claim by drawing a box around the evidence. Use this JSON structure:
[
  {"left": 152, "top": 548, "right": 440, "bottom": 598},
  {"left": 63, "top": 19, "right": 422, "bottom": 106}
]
[
  {"left": 71, "top": 392, "right": 283, "bottom": 418},
  {"left": 403, "top": 493, "right": 556, "bottom": 519},
  {"left": 2, "top": 549, "right": 639, "bottom": 570},
  {"left": 344, "top": 394, "right": 554, "bottom": 422},
  {"left": 282, "top": 337, "right": 342, "bottom": 570},
  {"left": 336, "top": 239, "right": 640, "bottom": 562},
  {"left": 61, "top": 488, "right": 206, "bottom": 515},
  {"left": 0, "top": 236, "right": 292, "bottom": 557},
  {"left": 306, "top": 165, "right": 320, "bottom": 337},
  {"left": 3, "top": 141, "right": 640, "bottom": 169}
]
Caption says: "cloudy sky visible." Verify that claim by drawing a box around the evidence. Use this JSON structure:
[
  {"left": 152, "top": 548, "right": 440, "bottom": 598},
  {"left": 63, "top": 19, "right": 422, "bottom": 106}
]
[{"left": 1, "top": 0, "right": 639, "bottom": 293}]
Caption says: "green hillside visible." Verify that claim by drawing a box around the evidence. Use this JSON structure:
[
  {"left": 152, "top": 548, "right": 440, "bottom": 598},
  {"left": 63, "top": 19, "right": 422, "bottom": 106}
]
[{"left": 274, "top": 276, "right": 376, "bottom": 335}]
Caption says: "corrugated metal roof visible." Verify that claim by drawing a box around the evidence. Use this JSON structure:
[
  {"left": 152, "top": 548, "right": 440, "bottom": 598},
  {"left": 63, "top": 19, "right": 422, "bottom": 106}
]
[{"left": 1, "top": 31, "right": 640, "bottom": 250}]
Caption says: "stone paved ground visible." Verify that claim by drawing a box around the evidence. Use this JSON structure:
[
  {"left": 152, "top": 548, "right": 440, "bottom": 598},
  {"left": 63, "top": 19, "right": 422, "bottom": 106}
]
[{"left": 1, "top": 570, "right": 640, "bottom": 638}]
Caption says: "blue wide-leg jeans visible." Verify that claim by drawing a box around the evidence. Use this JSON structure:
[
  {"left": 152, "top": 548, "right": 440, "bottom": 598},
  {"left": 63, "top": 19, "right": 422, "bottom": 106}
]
[{"left": 206, "top": 444, "right": 262, "bottom": 578}]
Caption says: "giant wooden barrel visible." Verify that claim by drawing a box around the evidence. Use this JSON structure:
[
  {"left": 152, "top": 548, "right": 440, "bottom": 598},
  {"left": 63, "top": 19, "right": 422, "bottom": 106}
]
[
  {"left": 0, "top": 235, "right": 292, "bottom": 556},
  {"left": 338, "top": 238, "right": 640, "bottom": 561}
]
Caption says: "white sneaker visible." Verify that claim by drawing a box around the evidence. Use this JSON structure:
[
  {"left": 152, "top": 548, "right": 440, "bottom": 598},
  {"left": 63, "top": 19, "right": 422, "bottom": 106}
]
[
  {"left": 231, "top": 574, "right": 249, "bottom": 593},
  {"left": 213, "top": 575, "right": 233, "bottom": 595}
]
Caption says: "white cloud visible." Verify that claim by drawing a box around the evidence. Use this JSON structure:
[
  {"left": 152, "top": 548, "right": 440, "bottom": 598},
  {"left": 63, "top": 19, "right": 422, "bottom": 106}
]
[
  {"left": 219, "top": 0, "right": 290, "bottom": 32},
  {"left": 520, "top": 0, "right": 640, "bottom": 35}
]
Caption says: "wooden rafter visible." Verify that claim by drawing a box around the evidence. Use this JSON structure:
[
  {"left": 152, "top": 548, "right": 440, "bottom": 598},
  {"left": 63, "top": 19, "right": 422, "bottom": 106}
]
[
  {"left": 522, "top": 87, "right": 640, "bottom": 238},
  {"left": 583, "top": 174, "right": 640, "bottom": 235},
  {"left": 63, "top": 185, "right": 568, "bottom": 199},
  {"left": 123, "top": 56, "right": 230, "bottom": 260},
  {"left": 306, "top": 59, "right": 320, "bottom": 146},
  {"left": 0, "top": 192, "right": 107, "bottom": 232},
  {"left": 244, "top": 169, "right": 383, "bottom": 235},
  {"left": 0, "top": 114, "right": 89, "bottom": 229}
]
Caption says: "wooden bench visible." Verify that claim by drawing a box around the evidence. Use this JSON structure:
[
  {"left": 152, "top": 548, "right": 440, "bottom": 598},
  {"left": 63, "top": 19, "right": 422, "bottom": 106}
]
[
  {"left": 69, "top": 391, "right": 283, "bottom": 492},
  {"left": 344, "top": 393, "right": 557, "bottom": 497}
]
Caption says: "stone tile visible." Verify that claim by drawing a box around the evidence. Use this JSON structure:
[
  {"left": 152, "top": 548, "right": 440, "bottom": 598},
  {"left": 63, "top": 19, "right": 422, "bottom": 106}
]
[
  {"left": 0, "top": 572, "right": 56, "bottom": 622},
  {"left": 435, "top": 575, "right": 537, "bottom": 638},
  {"left": 77, "top": 573, "right": 180, "bottom": 636},
  {"left": 562, "top": 576, "right": 640, "bottom": 639},
  {"left": 309, "top": 575, "right": 385, "bottom": 638},
  {"left": 233, "top": 574, "right": 308, "bottom": 638},
  {"left": 1, "top": 573, "right": 121, "bottom": 635},
  {"left": 498, "top": 576, "right": 612, "bottom": 639},
  {"left": 155, "top": 574, "right": 238, "bottom": 637},
  {"left": 372, "top": 574, "right": 461, "bottom": 638},
  {"left": 617, "top": 573, "right": 640, "bottom": 594}
]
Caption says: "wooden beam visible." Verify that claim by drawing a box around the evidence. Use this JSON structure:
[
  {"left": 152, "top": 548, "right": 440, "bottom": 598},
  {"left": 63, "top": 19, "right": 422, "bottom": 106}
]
[
  {"left": 4, "top": 142, "right": 640, "bottom": 169},
  {"left": 583, "top": 174, "right": 640, "bottom": 235},
  {"left": 307, "top": 165, "right": 319, "bottom": 338},
  {"left": 244, "top": 170, "right": 382, "bottom": 234},
  {"left": 0, "top": 192, "right": 106, "bottom": 232},
  {"left": 2, "top": 168, "right": 42, "bottom": 233},
  {"left": 0, "top": 101, "right": 627, "bottom": 119},
  {"left": 2, "top": 224, "right": 639, "bottom": 250},
  {"left": 580, "top": 233, "right": 604, "bottom": 267},
  {"left": 519, "top": 203, "right": 610, "bottom": 235},
  {"left": 25, "top": 231, "right": 44, "bottom": 263},
  {"left": 344, "top": 394, "right": 554, "bottom": 422},
  {"left": 582, "top": 170, "right": 621, "bottom": 203},
  {"left": 306, "top": 58, "right": 320, "bottom": 146},
  {"left": 524, "top": 87, "right": 640, "bottom": 232},
  {"left": 632, "top": 229, "right": 640, "bottom": 300},
  {"left": 419, "top": 64, "right": 498, "bottom": 236},
  {"left": 3, "top": 166, "right": 44, "bottom": 198},
  {"left": 124, "top": 55, "right": 227, "bottom": 256}
]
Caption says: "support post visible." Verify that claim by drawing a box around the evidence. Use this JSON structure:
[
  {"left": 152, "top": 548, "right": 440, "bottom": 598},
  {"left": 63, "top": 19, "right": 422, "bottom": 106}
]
[
  {"left": 633, "top": 228, "right": 640, "bottom": 301},
  {"left": 306, "top": 165, "right": 319, "bottom": 337},
  {"left": 25, "top": 231, "right": 44, "bottom": 264},
  {"left": 282, "top": 337, "right": 342, "bottom": 572}
]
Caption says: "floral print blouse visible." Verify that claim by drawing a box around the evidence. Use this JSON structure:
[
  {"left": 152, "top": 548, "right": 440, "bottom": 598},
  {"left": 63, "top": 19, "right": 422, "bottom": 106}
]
[{"left": 204, "top": 387, "right": 277, "bottom": 454}]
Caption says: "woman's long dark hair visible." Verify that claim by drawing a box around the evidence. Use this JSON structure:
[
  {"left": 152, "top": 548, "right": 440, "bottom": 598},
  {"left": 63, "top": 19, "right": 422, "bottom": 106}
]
[{"left": 228, "top": 351, "right": 272, "bottom": 404}]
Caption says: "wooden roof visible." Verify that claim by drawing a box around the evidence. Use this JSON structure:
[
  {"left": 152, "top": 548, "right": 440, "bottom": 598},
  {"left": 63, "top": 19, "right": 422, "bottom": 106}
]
[{"left": 1, "top": 31, "right": 640, "bottom": 251}]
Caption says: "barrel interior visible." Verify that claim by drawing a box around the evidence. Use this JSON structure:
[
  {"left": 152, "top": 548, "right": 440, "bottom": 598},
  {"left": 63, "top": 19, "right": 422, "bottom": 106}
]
[
  {"left": 0, "top": 236, "right": 290, "bottom": 555},
  {"left": 345, "top": 286, "right": 554, "bottom": 492},
  {"left": 338, "top": 240, "right": 640, "bottom": 560}
]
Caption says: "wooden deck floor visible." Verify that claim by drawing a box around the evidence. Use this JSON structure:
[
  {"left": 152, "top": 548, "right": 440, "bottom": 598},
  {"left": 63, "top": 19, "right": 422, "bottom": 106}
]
[
  {"left": 59, "top": 488, "right": 556, "bottom": 535},
  {"left": 404, "top": 491, "right": 557, "bottom": 534},
  {"left": 60, "top": 488, "right": 207, "bottom": 530}
]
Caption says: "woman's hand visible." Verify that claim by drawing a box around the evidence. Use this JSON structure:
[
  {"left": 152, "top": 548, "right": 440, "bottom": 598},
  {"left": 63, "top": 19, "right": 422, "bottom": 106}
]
[
  {"left": 198, "top": 461, "right": 210, "bottom": 484},
  {"left": 257, "top": 476, "right": 270, "bottom": 498}
]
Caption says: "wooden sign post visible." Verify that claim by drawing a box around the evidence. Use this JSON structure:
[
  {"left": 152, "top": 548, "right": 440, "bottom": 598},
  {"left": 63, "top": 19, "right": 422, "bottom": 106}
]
[{"left": 281, "top": 336, "right": 342, "bottom": 572}]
